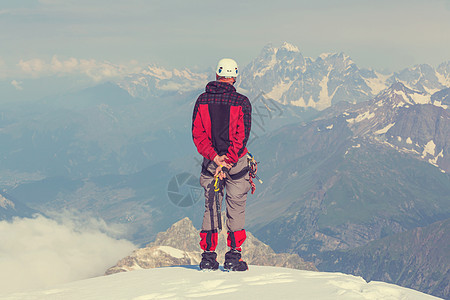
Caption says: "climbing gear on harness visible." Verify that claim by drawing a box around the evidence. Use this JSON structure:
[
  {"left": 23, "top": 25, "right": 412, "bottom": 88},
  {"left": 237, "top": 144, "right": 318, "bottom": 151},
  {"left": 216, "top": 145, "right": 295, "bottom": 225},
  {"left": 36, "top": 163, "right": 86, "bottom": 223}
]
[
  {"left": 247, "top": 152, "right": 263, "bottom": 194},
  {"left": 202, "top": 161, "right": 248, "bottom": 180},
  {"left": 213, "top": 168, "right": 224, "bottom": 231}
]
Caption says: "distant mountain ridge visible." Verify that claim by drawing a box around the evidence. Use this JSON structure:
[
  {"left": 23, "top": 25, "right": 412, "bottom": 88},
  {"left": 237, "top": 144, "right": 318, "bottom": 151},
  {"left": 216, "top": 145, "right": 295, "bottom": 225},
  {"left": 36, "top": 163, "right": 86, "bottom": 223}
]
[
  {"left": 117, "top": 65, "right": 209, "bottom": 99},
  {"left": 247, "top": 79, "right": 450, "bottom": 251},
  {"left": 338, "top": 81, "right": 449, "bottom": 173},
  {"left": 320, "top": 218, "right": 450, "bottom": 299},
  {"left": 243, "top": 79, "right": 450, "bottom": 298}
]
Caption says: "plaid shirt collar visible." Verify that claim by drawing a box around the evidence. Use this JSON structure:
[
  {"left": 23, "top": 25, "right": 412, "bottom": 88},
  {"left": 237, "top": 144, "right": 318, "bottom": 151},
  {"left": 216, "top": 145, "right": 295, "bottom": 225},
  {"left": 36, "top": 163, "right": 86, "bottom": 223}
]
[{"left": 205, "top": 81, "right": 236, "bottom": 94}]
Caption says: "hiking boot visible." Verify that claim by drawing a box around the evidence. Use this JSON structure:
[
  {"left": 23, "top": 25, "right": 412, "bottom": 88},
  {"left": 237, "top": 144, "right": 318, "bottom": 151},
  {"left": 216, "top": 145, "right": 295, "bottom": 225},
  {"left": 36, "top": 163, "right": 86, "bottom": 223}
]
[
  {"left": 199, "top": 251, "right": 219, "bottom": 270},
  {"left": 224, "top": 249, "right": 248, "bottom": 271}
]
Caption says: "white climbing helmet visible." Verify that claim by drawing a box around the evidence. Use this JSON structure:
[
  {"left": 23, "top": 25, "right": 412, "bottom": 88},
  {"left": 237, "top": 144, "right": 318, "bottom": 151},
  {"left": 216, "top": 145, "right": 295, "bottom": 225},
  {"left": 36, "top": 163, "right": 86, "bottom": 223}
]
[{"left": 216, "top": 58, "right": 239, "bottom": 78}]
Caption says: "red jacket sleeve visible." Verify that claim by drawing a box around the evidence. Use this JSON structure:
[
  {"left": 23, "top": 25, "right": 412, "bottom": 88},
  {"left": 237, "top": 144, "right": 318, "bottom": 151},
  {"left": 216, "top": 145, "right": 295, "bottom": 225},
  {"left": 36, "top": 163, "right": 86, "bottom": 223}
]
[{"left": 192, "top": 102, "right": 218, "bottom": 161}]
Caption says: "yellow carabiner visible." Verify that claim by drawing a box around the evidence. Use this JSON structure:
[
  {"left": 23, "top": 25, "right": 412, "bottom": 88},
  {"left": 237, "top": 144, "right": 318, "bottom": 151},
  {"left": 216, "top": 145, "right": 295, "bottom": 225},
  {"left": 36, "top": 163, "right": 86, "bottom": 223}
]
[
  {"left": 214, "top": 164, "right": 224, "bottom": 192},
  {"left": 214, "top": 176, "right": 220, "bottom": 192}
]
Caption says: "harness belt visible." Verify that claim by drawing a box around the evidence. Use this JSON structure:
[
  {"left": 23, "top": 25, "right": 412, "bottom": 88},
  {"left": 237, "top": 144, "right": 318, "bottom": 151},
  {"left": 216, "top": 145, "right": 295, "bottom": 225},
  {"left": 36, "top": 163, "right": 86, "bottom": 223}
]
[{"left": 201, "top": 164, "right": 249, "bottom": 181}]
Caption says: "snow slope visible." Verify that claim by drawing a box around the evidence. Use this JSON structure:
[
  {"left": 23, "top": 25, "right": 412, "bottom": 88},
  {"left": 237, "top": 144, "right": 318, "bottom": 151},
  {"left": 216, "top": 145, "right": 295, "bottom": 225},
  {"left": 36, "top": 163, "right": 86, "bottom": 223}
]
[{"left": 2, "top": 266, "right": 441, "bottom": 300}]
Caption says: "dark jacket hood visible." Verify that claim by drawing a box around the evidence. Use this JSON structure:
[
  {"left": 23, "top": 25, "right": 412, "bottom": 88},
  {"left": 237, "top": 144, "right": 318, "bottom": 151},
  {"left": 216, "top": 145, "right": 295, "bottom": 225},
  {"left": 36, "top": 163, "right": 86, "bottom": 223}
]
[{"left": 205, "top": 81, "right": 236, "bottom": 94}]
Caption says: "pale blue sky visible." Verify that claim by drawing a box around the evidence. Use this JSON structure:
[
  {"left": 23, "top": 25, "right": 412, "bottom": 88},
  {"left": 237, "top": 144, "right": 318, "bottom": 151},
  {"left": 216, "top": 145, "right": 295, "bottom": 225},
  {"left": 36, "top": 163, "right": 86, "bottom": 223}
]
[{"left": 1, "top": 0, "right": 449, "bottom": 80}]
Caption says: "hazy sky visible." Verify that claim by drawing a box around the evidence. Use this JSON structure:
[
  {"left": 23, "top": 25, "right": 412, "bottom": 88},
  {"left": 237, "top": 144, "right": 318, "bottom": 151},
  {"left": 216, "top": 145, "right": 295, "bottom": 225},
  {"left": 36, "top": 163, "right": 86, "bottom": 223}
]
[{"left": 1, "top": 0, "right": 449, "bottom": 80}]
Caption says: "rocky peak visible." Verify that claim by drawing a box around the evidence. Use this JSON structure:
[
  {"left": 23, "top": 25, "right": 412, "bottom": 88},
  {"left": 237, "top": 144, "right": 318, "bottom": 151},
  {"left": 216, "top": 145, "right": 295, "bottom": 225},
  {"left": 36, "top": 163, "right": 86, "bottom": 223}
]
[
  {"left": 375, "top": 81, "right": 430, "bottom": 107},
  {"left": 258, "top": 42, "right": 301, "bottom": 57},
  {"left": 239, "top": 42, "right": 378, "bottom": 110},
  {"left": 275, "top": 42, "right": 304, "bottom": 66},
  {"left": 318, "top": 52, "right": 354, "bottom": 69},
  {"left": 437, "top": 61, "right": 450, "bottom": 85},
  {"left": 389, "top": 80, "right": 413, "bottom": 93},
  {"left": 149, "top": 217, "right": 200, "bottom": 252},
  {"left": 390, "top": 63, "right": 448, "bottom": 94},
  {"left": 0, "top": 191, "right": 38, "bottom": 220},
  {"left": 280, "top": 41, "right": 300, "bottom": 53},
  {"left": 105, "top": 216, "right": 317, "bottom": 275},
  {"left": 0, "top": 193, "right": 15, "bottom": 210}
]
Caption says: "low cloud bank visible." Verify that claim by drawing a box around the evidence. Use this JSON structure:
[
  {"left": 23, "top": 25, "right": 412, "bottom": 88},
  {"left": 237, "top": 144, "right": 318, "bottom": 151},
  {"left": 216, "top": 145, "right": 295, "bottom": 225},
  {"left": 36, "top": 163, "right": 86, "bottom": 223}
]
[
  {"left": 17, "top": 56, "right": 142, "bottom": 82},
  {"left": 0, "top": 213, "right": 136, "bottom": 295}
]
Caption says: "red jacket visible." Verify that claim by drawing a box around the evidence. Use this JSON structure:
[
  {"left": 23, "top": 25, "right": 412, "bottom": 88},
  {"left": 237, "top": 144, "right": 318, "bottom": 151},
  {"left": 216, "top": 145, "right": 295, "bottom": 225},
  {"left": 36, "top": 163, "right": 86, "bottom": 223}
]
[{"left": 192, "top": 81, "right": 252, "bottom": 164}]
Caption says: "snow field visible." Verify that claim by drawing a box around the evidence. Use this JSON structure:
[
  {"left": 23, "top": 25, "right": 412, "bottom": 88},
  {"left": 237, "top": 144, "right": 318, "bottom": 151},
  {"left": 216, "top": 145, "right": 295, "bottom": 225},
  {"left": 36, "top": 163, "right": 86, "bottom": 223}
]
[{"left": 1, "top": 266, "right": 441, "bottom": 300}]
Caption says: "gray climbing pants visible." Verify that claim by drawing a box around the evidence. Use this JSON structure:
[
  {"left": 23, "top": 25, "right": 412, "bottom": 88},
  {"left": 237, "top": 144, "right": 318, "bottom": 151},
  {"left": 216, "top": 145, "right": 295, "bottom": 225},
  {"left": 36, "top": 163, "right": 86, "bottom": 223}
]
[{"left": 200, "top": 155, "right": 251, "bottom": 232}]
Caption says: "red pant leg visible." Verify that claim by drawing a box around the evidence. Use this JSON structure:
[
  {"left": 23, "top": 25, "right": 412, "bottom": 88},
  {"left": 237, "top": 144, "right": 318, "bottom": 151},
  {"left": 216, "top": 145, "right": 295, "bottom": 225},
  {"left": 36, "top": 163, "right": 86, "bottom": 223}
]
[
  {"left": 199, "top": 230, "right": 218, "bottom": 251},
  {"left": 227, "top": 229, "right": 246, "bottom": 251}
]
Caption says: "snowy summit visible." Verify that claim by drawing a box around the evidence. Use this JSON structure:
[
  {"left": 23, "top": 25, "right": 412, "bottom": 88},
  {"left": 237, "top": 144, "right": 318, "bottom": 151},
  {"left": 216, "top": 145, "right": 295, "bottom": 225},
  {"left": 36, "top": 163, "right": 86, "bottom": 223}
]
[
  {"left": 280, "top": 41, "right": 300, "bottom": 52},
  {"left": 2, "top": 266, "right": 440, "bottom": 300}
]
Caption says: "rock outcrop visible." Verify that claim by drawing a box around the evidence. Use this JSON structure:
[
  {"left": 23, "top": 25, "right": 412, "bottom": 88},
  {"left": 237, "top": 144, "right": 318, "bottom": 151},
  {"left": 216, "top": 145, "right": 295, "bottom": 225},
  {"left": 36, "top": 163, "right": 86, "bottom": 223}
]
[{"left": 105, "top": 216, "right": 316, "bottom": 275}]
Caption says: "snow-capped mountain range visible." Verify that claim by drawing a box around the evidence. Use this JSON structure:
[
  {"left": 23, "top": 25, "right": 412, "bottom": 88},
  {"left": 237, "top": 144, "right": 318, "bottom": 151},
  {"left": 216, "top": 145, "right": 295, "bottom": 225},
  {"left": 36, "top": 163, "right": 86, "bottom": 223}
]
[
  {"left": 240, "top": 42, "right": 382, "bottom": 110},
  {"left": 319, "top": 81, "right": 450, "bottom": 173},
  {"left": 243, "top": 43, "right": 449, "bottom": 110},
  {"left": 240, "top": 43, "right": 449, "bottom": 110},
  {"left": 117, "top": 65, "right": 209, "bottom": 98},
  {"left": 113, "top": 42, "right": 449, "bottom": 173},
  {"left": 115, "top": 42, "right": 450, "bottom": 113}
]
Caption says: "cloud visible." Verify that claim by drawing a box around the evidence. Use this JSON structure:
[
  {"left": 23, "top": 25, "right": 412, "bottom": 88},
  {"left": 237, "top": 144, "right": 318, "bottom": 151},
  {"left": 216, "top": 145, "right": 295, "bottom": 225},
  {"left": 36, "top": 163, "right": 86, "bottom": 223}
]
[
  {"left": 18, "top": 56, "right": 142, "bottom": 82},
  {"left": 11, "top": 80, "right": 23, "bottom": 90},
  {"left": 0, "top": 213, "right": 136, "bottom": 295},
  {"left": 18, "top": 58, "right": 47, "bottom": 74}
]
